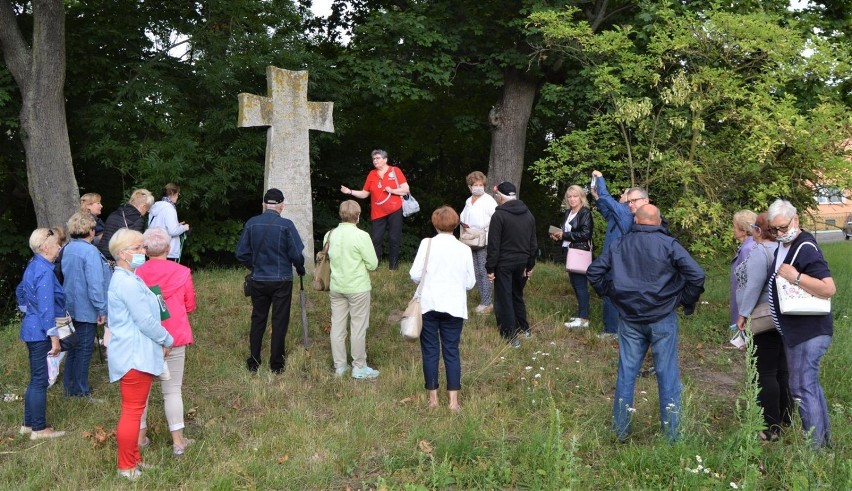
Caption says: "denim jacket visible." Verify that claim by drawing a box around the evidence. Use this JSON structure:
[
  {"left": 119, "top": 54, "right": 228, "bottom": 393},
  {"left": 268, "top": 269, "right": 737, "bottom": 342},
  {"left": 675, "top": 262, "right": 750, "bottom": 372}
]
[
  {"left": 235, "top": 210, "right": 305, "bottom": 281},
  {"left": 61, "top": 239, "right": 112, "bottom": 323},
  {"left": 16, "top": 254, "right": 65, "bottom": 341}
]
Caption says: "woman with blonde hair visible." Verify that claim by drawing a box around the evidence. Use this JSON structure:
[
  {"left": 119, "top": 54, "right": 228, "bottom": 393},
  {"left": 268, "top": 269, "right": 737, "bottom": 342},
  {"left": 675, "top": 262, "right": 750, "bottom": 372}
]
[
  {"left": 325, "top": 200, "right": 379, "bottom": 378},
  {"left": 80, "top": 192, "right": 106, "bottom": 245},
  {"left": 98, "top": 188, "right": 154, "bottom": 258},
  {"left": 550, "top": 185, "right": 594, "bottom": 330},
  {"left": 410, "top": 206, "right": 475, "bottom": 410},
  {"left": 459, "top": 171, "right": 498, "bottom": 315},
  {"left": 136, "top": 227, "right": 197, "bottom": 455},
  {"left": 60, "top": 212, "right": 111, "bottom": 399},
  {"left": 730, "top": 209, "right": 757, "bottom": 326},
  {"left": 107, "top": 228, "right": 174, "bottom": 480},
  {"left": 15, "top": 228, "right": 66, "bottom": 440}
]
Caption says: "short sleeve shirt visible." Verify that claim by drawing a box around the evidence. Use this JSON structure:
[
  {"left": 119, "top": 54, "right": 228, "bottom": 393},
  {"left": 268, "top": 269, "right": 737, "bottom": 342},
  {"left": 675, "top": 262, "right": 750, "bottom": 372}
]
[{"left": 363, "top": 167, "right": 407, "bottom": 220}]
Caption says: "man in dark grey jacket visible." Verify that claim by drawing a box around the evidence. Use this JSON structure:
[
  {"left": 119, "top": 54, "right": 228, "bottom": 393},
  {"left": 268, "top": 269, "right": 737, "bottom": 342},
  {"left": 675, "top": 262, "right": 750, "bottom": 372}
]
[
  {"left": 587, "top": 204, "right": 705, "bottom": 443},
  {"left": 485, "top": 182, "right": 537, "bottom": 347}
]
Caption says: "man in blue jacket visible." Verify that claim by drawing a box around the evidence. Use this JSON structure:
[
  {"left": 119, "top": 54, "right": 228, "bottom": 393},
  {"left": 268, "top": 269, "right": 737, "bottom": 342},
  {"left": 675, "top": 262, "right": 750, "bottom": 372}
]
[
  {"left": 587, "top": 204, "right": 705, "bottom": 442},
  {"left": 236, "top": 188, "right": 306, "bottom": 374}
]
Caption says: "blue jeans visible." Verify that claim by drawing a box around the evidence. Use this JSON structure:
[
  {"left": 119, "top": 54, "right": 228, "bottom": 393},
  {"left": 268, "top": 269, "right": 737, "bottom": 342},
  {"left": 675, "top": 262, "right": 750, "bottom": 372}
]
[
  {"left": 419, "top": 311, "right": 463, "bottom": 390},
  {"left": 63, "top": 321, "right": 97, "bottom": 396},
  {"left": 785, "top": 335, "right": 832, "bottom": 448},
  {"left": 602, "top": 296, "right": 619, "bottom": 334},
  {"left": 613, "top": 311, "right": 681, "bottom": 442},
  {"left": 568, "top": 272, "right": 590, "bottom": 319},
  {"left": 24, "top": 340, "right": 51, "bottom": 431}
]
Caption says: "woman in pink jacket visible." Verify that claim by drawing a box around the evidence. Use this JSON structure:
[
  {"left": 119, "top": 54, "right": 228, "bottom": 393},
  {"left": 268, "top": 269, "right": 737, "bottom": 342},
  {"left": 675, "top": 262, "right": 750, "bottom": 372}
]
[{"left": 135, "top": 227, "right": 197, "bottom": 456}]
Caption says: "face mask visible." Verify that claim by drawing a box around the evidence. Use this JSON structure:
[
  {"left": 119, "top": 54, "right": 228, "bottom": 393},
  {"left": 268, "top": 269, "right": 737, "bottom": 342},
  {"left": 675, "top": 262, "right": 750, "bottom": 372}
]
[
  {"left": 776, "top": 227, "right": 798, "bottom": 244},
  {"left": 470, "top": 186, "right": 485, "bottom": 196},
  {"left": 128, "top": 253, "right": 146, "bottom": 269}
]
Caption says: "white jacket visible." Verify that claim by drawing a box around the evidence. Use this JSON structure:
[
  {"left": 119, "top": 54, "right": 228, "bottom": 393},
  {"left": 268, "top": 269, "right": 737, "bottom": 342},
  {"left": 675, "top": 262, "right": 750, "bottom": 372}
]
[{"left": 410, "top": 234, "right": 476, "bottom": 319}]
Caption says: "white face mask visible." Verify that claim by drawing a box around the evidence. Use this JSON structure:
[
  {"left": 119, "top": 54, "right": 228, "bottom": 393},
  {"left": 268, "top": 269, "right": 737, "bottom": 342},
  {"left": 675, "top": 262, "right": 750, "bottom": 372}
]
[
  {"left": 776, "top": 227, "right": 798, "bottom": 244},
  {"left": 470, "top": 186, "right": 485, "bottom": 196}
]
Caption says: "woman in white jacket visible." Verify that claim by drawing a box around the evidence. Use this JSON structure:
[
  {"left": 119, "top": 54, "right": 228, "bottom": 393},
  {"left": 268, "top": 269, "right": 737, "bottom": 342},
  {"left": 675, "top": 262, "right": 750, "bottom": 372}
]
[
  {"left": 410, "top": 206, "right": 475, "bottom": 411},
  {"left": 459, "top": 171, "right": 497, "bottom": 314}
]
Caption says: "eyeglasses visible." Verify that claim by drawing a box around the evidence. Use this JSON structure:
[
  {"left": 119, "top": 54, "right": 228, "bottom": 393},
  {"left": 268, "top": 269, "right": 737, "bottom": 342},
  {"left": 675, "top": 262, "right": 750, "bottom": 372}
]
[
  {"left": 627, "top": 197, "right": 647, "bottom": 204},
  {"left": 748, "top": 224, "right": 761, "bottom": 233},
  {"left": 767, "top": 217, "right": 794, "bottom": 235},
  {"left": 123, "top": 244, "right": 146, "bottom": 252}
]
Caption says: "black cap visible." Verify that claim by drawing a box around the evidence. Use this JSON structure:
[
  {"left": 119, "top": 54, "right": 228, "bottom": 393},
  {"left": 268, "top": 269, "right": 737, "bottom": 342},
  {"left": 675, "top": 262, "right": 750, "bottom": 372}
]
[
  {"left": 495, "top": 181, "right": 516, "bottom": 197},
  {"left": 263, "top": 188, "right": 284, "bottom": 204}
]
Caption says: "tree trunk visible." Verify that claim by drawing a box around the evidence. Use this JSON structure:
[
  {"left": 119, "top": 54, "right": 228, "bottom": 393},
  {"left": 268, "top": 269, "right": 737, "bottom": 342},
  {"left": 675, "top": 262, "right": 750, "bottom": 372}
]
[
  {"left": 487, "top": 67, "right": 539, "bottom": 197},
  {"left": 0, "top": 0, "right": 79, "bottom": 228}
]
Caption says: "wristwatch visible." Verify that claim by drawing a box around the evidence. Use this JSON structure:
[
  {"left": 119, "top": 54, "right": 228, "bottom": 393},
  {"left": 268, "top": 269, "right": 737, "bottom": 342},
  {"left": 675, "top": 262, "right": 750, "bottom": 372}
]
[{"left": 792, "top": 273, "right": 802, "bottom": 286}]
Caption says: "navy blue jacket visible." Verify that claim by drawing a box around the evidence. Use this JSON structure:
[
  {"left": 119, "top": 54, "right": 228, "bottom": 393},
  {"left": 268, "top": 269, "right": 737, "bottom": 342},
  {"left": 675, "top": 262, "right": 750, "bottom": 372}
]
[
  {"left": 236, "top": 210, "right": 305, "bottom": 281},
  {"left": 587, "top": 224, "right": 705, "bottom": 323}
]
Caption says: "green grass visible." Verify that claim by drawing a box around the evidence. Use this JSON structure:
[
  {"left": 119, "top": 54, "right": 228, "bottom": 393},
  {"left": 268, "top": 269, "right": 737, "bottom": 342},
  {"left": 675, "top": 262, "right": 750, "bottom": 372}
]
[{"left": 1, "top": 242, "right": 850, "bottom": 490}]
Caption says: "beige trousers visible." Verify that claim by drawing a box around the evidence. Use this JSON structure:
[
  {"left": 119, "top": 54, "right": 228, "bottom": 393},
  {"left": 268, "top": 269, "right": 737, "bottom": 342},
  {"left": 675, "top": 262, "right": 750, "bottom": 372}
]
[
  {"left": 140, "top": 346, "right": 186, "bottom": 432},
  {"left": 330, "top": 291, "right": 371, "bottom": 369}
]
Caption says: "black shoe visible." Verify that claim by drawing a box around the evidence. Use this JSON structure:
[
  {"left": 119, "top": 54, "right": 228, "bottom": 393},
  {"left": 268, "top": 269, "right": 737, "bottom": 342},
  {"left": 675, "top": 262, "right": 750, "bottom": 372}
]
[{"left": 246, "top": 357, "right": 260, "bottom": 373}]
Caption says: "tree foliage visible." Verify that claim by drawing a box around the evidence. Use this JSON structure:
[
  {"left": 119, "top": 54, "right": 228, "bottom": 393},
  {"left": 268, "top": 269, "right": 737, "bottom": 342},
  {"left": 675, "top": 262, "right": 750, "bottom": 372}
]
[{"left": 530, "top": 3, "right": 852, "bottom": 255}]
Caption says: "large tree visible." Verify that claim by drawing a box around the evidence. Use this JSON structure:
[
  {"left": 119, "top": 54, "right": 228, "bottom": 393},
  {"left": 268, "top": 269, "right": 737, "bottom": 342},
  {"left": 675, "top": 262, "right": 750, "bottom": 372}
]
[{"left": 0, "top": 0, "right": 78, "bottom": 227}]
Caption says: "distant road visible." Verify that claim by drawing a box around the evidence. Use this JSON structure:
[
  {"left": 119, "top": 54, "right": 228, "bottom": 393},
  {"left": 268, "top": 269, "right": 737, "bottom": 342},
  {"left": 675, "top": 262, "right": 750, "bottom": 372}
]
[{"left": 813, "top": 230, "right": 847, "bottom": 244}]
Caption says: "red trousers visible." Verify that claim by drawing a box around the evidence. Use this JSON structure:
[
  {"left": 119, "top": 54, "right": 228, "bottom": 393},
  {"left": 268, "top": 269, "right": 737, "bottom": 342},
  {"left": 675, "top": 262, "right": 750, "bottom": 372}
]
[{"left": 117, "top": 369, "right": 153, "bottom": 470}]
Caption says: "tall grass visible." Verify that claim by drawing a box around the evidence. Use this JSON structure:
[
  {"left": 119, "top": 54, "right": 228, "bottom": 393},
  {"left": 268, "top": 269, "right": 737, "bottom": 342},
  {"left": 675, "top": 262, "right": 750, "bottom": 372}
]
[{"left": 0, "top": 243, "right": 849, "bottom": 489}]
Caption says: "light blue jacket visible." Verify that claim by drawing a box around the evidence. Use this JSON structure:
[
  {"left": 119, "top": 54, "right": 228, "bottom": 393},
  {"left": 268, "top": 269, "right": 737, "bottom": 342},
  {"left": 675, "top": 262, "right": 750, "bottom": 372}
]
[
  {"left": 61, "top": 239, "right": 111, "bottom": 323},
  {"left": 107, "top": 268, "right": 174, "bottom": 382}
]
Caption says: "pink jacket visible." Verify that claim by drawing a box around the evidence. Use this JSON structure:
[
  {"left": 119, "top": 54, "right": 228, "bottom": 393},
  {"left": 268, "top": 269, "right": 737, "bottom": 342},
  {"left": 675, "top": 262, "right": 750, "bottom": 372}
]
[{"left": 136, "top": 259, "right": 196, "bottom": 347}]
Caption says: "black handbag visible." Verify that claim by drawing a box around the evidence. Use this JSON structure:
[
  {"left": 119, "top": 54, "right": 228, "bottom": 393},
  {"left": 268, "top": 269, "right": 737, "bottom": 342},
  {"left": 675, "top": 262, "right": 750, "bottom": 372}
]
[
  {"left": 243, "top": 273, "right": 253, "bottom": 297},
  {"left": 55, "top": 315, "right": 78, "bottom": 352}
]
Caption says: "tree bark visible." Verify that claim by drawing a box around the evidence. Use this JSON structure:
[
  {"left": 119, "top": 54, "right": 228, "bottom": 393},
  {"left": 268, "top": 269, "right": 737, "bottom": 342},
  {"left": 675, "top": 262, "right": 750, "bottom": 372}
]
[
  {"left": 0, "top": 0, "right": 79, "bottom": 228},
  {"left": 487, "top": 67, "right": 540, "bottom": 197}
]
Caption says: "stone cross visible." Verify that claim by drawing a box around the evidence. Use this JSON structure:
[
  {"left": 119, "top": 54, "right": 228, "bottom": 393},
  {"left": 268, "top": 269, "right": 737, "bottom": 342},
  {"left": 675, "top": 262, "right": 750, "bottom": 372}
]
[{"left": 238, "top": 66, "right": 334, "bottom": 272}]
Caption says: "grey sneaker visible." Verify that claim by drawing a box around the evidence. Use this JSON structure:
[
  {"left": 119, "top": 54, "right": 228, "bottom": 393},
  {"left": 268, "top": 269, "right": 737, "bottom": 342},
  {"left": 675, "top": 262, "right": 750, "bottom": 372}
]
[
  {"left": 564, "top": 318, "right": 590, "bottom": 329},
  {"left": 352, "top": 366, "right": 380, "bottom": 379},
  {"left": 510, "top": 338, "right": 521, "bottom": 348},
  {"left": 523, "top": 330, "right": 532, "bottom": 338}
]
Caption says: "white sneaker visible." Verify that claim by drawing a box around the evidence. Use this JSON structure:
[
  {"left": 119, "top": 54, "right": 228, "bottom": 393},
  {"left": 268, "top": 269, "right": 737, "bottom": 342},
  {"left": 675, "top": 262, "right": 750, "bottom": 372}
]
[
  {"left": 117, "top": 468, "right": 142, "bottom": 481},
  {"left": 597, "top": 333, "right": 618, "bottom": 340},
  {"left": 474, "top": 304, "right": 493, "bottom": 314},
  {"left": 352, "top": 366, "right": 380, "bottom": 379},
  {"left": 334, "top": 366, "right": 350, "bottom": 377},
  {"left": 564, "top": 318, "right": 589, "bottom": 329}
]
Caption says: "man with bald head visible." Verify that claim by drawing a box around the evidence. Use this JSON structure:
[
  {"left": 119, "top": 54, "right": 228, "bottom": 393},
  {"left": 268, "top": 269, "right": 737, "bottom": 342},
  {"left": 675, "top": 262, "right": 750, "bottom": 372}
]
[{"left": 587, "top": 204, "right": 705, "bottom": 443}]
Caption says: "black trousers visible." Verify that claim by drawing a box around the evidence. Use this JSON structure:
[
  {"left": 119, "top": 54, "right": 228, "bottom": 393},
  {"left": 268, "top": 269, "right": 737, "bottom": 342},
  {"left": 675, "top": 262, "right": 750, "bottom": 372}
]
[
  {"left": 248, "top": 280, "right": 293, "bottom": 372},
  {"left": 371, "top": 208, "right": 403, "bottom": 268},
  {"left": 754, "top": 329, "right": 793, "bottom": 435},
  {"left": 492, "top": 263, "right": 530, "bottom": 340}
]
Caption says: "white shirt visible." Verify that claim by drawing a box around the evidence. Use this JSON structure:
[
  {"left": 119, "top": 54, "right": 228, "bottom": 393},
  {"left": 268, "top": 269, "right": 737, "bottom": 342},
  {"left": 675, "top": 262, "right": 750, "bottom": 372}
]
[
  {"left": 410, "top": 234, "right": 476, "bottom": 319},
  {"left": 460, "top": 194, "right": 498, "bottom": 231}
]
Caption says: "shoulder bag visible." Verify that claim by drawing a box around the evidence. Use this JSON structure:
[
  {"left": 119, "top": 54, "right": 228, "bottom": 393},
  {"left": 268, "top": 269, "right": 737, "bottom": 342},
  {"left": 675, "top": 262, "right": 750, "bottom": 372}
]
[
  {"left": 459, "top": 225, "right": 487, "bottom": 250},
  {"left": 390, "top": 167, "right": 420, "bottom": 217},
  {"left": 749, "top": 244, "right": 775, "bottom": 334},
  {"left": 566, "top": 241, "right": 592, "bottom": 274},
  {"left": 312, "top": 229, "right": 334, "bottom": 291},
  {"left": 775, "top": 242, "right": 831, "bottom": 315},
  {"left": 401, "top": 239, "right": 432, "bottom": 340}
]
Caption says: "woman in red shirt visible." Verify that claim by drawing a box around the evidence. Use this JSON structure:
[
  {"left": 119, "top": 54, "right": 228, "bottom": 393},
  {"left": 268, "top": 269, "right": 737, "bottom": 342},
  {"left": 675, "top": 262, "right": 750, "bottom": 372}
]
[{"left": 341, "top": 149, "right": 409, "bottom": 270}]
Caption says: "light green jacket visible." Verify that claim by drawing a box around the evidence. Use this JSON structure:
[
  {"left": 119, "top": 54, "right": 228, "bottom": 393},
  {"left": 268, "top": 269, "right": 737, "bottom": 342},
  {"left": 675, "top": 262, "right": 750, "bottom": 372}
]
[{"left": 324, "top": 223, "right": 378, "bottom": 294}]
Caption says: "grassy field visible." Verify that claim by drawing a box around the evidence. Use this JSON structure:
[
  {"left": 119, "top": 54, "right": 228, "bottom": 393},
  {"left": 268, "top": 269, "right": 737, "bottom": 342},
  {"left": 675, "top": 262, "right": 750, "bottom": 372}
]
[{"left": 0, "top": 242, "right": 849, "bottom": 490}]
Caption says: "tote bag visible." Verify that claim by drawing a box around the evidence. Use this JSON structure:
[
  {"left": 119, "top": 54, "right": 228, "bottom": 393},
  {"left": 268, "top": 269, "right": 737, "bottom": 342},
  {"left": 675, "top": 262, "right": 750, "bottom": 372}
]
[
  {"left": 312, "top": 229, "right": 334, "bottom": 291},
  {"left": 401, "top": 239, "right": 432, "bottom": 340},
  {"left": 776, "top": 242, "right": 831, "bottom": 315}
]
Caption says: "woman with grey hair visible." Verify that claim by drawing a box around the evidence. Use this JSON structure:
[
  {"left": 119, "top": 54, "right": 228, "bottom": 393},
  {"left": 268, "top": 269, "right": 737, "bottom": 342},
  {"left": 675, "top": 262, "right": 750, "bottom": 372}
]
[
  {"left": 148, "top": 183, "right": 190, "bottom": 262},
  {"left": 730, "top": 210, "right": 757, "bottom": 326},
  {"left": 766, "top": 199, "right": 836, "bottom": 448},
  {"left": 60, "top": 212, "right": 111, "bottom": 398},
  {"left": 135, "top": 227, "right": 197, "bottom": 456}
]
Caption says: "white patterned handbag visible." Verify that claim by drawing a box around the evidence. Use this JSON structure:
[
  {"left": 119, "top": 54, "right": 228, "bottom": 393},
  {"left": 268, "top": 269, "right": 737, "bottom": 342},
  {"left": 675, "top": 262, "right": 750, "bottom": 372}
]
[{"left": 776, "top": 242, "right": 831, "bottom": 315}]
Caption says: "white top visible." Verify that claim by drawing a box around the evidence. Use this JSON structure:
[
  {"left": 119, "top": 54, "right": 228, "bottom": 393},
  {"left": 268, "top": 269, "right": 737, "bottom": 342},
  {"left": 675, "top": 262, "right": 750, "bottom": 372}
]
[
  {"left": 460, "top": 194, "right": 498, "bottom": 240},
  {"left": 562, "top": 210, "right": 578, "bottom": 247},
  {"left": 410, "top": 234, "right": 476, "bottom": 319},
  {"left": 148, "top": 200, "right": 188, "bottom": 259}
]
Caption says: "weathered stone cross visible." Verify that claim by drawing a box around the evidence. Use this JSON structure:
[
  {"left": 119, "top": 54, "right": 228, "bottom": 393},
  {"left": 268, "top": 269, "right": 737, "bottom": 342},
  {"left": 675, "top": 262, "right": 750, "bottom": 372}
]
[{"left": 238, "top": 66, "right": 334, "bottom": 271}]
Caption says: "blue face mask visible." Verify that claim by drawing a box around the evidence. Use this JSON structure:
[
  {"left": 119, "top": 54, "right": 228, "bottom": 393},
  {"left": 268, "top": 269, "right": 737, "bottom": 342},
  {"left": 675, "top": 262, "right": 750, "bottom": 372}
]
[{"left": 129, "top": 253, "right": 146, "bottom": 269}]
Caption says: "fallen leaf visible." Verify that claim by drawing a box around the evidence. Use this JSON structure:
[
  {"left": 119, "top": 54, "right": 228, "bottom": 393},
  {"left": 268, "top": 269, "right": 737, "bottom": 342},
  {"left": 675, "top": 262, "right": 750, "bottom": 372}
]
[
  {"left": 418, "top": 440, "right": 433, "bottom": 454},
  {"left": 277, "top": 455, "right": 289, "bottom": 464},
  {"left": 399, "top": 397, "right": 413, "bottom": 404}
]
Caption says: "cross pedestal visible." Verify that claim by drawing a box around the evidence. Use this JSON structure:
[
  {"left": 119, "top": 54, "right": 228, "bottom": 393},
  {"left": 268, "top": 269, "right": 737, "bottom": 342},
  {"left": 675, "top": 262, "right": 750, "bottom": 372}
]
[{"left": 238, "top": 66, "right": 334, "bottom": 271}]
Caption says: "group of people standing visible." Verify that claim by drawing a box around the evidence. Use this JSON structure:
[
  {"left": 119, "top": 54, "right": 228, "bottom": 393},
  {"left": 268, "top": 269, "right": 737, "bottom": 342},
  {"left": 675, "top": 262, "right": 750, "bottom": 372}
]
[
  {"left": 731, "top": 201, "right": 836, "bottom": 449},
  {"left": 15, "top": 184, "right": 196, "bottom": 480}
]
